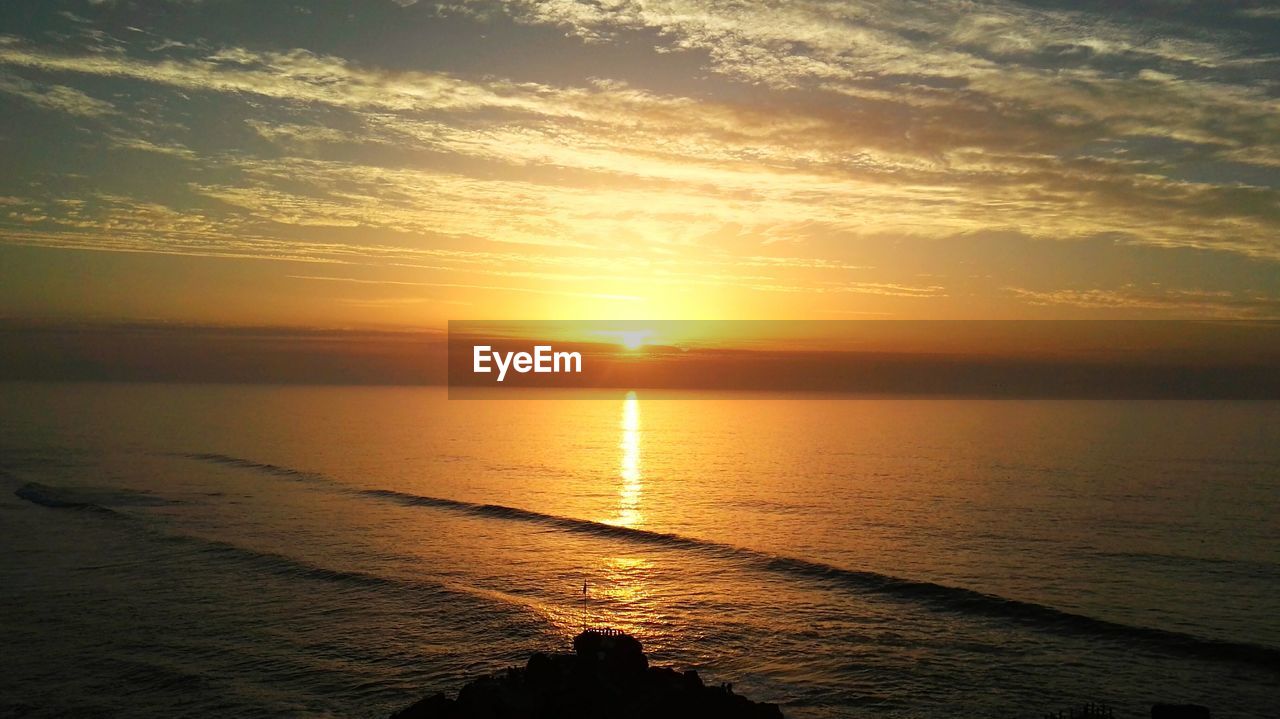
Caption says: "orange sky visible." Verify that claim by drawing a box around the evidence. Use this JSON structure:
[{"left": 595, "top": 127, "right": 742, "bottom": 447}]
[{"left": 0, "top": 1, "right": 1278, "bottom": 328}]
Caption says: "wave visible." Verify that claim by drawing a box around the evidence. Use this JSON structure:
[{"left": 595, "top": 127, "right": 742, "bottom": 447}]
[
  {"left": 158, "top": 533, "right": 417, "bottom": 594},
  {"left": 361, "top": 489, "right": 1280, "bottom": 668},
  {"left": 15, "top": 481, "right": 541, "bottom": 625},
  {"left": 160, "top": 532, "right": 563, "bottom": 640},
  {"left": 13, "top": 481, "right": 154, "bottom": 515},
  {"left": 170, "top": 453, "right": 328, "bottom": 482},
  {"left": 179, "top": 452, "right": 1280, "bottom": 669}
]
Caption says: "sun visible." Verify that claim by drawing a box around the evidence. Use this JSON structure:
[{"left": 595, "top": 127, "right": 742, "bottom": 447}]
[
  {"left": 589, "top": 328, "right": 654, "bottom": 351},
  {"left": 619, "top": 330, "right": 649, "bottom": 351}
]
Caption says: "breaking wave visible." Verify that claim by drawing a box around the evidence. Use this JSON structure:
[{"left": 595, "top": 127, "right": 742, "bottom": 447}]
[{"left": 177, "top": 452, "right": 1280, "bottom": 669}]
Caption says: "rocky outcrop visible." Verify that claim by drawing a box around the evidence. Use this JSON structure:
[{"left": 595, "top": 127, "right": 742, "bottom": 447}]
[{"left": 391, "top": 629, "right": 783, "bottom": 719}]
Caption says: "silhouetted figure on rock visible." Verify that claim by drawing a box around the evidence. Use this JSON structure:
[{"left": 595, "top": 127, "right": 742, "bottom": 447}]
[
  {"left": 573, "top": 627, "right": 647, "bottom": 675},
  {"left": 390, "top": 629, "right": 783, "bottom": 719}
]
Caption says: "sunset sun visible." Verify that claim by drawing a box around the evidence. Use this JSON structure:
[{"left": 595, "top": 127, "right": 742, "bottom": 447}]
[
  {"left": 619, "top": 331, "right": 650, "bottom": 351},
  {"left": 590, "top": 329, "right": 653, "bottom": 351}
]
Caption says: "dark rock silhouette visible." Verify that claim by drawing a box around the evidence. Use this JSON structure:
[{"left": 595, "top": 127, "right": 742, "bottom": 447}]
[{"left": 390, "top": 629, "right": 783, "bottom": 719}]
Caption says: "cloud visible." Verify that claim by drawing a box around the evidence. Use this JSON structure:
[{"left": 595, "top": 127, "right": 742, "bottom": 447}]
[
  {"left": 484, "top": 0, "right": 1280, "bottom": 165},
  {"left": 1004, "top": 286, "right": 1280, "bottom": 318},
  {"left": 1, "top": 31, "right": 1275, "bottom": 261},
  {"left": 287, "top": 274, "right": 644, "bottom": 301},
  {"left": 0, "top": 2, "right": 1277, "bottom": 320},
  {"left": 1238, "top": 7, "right": 1280, "bottom": 20},
  {"left": 0, "top": 72, "right": 115, "bottom": 116}
]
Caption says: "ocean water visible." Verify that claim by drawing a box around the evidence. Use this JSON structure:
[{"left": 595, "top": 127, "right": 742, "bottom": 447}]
[{"left": 0, "top": 382, "right": 1277, "bottom": 718}]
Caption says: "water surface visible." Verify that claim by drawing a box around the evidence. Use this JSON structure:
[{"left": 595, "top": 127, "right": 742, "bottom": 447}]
[{"left": 1, "top": 383, "right": 1277, "bottom": 717}]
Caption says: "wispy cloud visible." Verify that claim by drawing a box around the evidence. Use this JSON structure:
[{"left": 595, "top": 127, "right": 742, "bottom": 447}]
[
  {"left": 0, "top": 71, "right": 115, "bottom": 116},
  {"left": 0, "top": 1, "right": 1277, "bottom": 322},
  {"left": 287, "top": 274, "right": 644, "bottom": 302},
  {"left": 1004, "top": 286, "right": 1280, "bottom": 318}
]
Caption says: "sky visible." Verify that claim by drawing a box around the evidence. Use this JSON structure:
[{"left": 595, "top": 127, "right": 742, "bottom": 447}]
[{"left": 1, "top": 0, "right": 1279, "bottom": 329}]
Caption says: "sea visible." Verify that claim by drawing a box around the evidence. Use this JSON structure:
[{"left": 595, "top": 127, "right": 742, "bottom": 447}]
[{"left": 1, "top": 382, "right": 1277, "bottom": 718}]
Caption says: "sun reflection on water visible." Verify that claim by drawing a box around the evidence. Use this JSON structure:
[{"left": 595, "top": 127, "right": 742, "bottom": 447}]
[
  {"left": 613, "top": 390, "right": 643, "bottom": 528},
  {"left": 581, "top": 391, "right": 658, "bottom": 637}
]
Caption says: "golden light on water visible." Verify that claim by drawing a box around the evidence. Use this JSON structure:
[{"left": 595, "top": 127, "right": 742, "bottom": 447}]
[
  {"left": 598, "top": 391, "right": 654, "bottom": 636},
  {"left": 582, "top": 392, "right": 655, "bottom": 637},
  {"left": 603, "top": 554, "right": 657, "bottom": 635},
  {"left": 612, "top": 391, "right": 643, "bottom": 528}
]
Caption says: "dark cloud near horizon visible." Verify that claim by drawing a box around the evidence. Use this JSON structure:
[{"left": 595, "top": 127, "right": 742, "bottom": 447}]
[{"left": 4, "top": 319, "right": 1280, "bottom": 398}]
